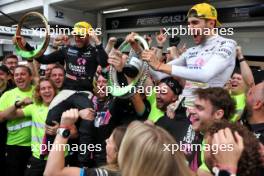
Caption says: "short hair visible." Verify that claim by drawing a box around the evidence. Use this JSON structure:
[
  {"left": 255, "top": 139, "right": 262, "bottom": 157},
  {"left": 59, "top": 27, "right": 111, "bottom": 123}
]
[
  {"left": 194, "top": 87, "right": 235, "bottom": 120},
  {"left": 3, "top": 54, "right": 18, "bottom": 63},
  {"left": 206, "top": 120, "right": 262, "bottom": 176},
  {"left": 14, "top": 65, "right": 32, "bottom": 76},
  {"left": 118, "top": 121, "right": 192, "bottom": 176},
  {"left": 50, "top": 64, "right": 65, "bottom": 74}
]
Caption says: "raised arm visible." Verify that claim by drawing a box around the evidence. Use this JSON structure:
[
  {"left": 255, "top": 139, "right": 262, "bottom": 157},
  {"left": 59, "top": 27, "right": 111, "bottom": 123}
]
[
  {"left": 236, "top": 46, "right": 255, "bottom": 88},
  {"left": 143, "top": 39, "right": 236, "bottom": 83}
]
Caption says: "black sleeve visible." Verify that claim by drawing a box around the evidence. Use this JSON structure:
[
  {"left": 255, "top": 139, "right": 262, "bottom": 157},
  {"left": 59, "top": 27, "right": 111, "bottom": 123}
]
[
  {"left": 36, "top": 49, "right": 65, "bottom": 64},
  {"left": 95, "top": 44, "right": 108, "bottom": 67},
  {"left": 25, "top": 43, "right": 65, "bottom": 64}
]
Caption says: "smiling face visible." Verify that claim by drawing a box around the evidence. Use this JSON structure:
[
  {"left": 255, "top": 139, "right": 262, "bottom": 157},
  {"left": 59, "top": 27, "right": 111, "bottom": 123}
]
[
  {"left": 105, "top": 134, "right": 118, "bottom": 164},
  {"left": 230, "top": 73, "right": 247, "bottom": 95},
  {"left": 14, "top": 67, "right": 32, "bottom": 91},
  {"left": 50, "top": 68, "right": 64, "bottom": 89},
  {"left": 188, "top": 17, "right": 215, "bottom": 45},
  {"left": 189, "top": 97, "right": 218, "bottom": 132},
  {"left": 156, "top": 83, "right": 177, "bottom": 111},
  {"left": 39, "top": 80, "right": 56, "bottom": 105},
  {"left": 74, "top": 35, "right": 89, "bottom": 48}
]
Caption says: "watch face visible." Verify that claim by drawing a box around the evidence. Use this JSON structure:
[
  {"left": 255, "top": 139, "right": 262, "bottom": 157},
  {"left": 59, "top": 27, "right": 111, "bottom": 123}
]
[
  {"left": 219, "top": 170, "right": 231, "bottom": 176},
  {"left": 62, "top": 129, "right": 71, "bottom": 138}
]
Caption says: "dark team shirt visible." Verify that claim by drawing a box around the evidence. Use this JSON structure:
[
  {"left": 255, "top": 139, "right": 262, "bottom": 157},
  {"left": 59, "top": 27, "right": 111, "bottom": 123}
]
[
  {"left": 241, "top": 119, "right": 264, "bottom": 144},
  {"left": 26, "top": 43, "right": 108, "bottom": 91},
  {"left": 155, "top": 102, "right": 196, "bottom": 165}
]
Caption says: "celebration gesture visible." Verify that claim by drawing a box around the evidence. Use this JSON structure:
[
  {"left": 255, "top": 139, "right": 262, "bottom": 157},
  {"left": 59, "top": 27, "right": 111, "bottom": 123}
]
[
  {"left": 142, "top": 50, "right": 162, "bottom": 70},
  {"left": 156, "top": 28, "right": 167, "bottom": 47}
]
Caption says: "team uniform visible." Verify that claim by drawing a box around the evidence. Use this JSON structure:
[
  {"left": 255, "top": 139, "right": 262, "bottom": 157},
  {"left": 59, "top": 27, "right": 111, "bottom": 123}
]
[
  {"left": 0, "top": 86, "right": 34, "bottom": 176},
  {"left": 151, "top": 35, "right": 237, "bottom": 107},
  {"left": 26, "top": 42, "right": 108, "bottom": 167}
]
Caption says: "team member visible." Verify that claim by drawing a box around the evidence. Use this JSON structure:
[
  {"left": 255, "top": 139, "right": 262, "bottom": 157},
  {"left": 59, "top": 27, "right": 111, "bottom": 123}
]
[
  {"left": 44, "top": 108, "right": 127, "bottom": 176},
  {"left": 50, "top": 64, "right": 65, "bottom": 90},
  {"left": 188, "top": 87, "right": 235, "bottom": 174},
  {"left": 2, "top": 54, "right": 18, "bottom": 75},
  {"left": 0, "top": 65, "right": 35, "bottom": 176},
  {"left": 0, "top": 78, "right": 58, "bottom": 176},
  {"left": 20, "top": 21, "right": 108, "bottom": 167},
  {"left": 142, "top": 3, "right": 237, "bottom": 107},
  {"left": 0, "top": 65, "right": 13, "bottom": 176},
  {"left": 2, "top": 54, "right": 18, "bottom": 88}
]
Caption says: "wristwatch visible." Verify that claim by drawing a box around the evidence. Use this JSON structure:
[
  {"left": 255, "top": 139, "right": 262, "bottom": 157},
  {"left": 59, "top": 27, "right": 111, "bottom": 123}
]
[
  {"left": 212, "top": 167, "right": 236, "bottom": 176},
  {"left": 57, "top": 128, "right": 71, "bottom": 138},
  {"left": 14, "top": 100, "right": 22, "bottom": 108}
]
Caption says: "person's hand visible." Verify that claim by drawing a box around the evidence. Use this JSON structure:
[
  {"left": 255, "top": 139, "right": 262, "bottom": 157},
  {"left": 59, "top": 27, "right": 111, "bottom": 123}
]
[
  {"left": 79, "top": 108, "right": 95, "bottom": 121},
  {"left": 142, "top": 50, "right": 161, "bottom": 70},
  {"left": 16, "top": 97, "right": 33, "bottom": 108},
  {"left": 12, "top": 35, "right": 26, "bottom": 47},
  {"left": 212, "top": 128, "right": 244, "bottom": 173},
  {"left": 167, "top": 46, "right": 180, "bottom": 61},
  {"left": 108, "top": 50, "right": 127, "bottom": 72},
  {"left": 53, "top": 35, "right": 69, "bottom": 48},
  {"left": 60, "top": 109, "right": 79, "bottom": 127},
  {"left": 144, "top": 34, "right": 152, "bottom": 46},
  {"left": 45, "top": 121, "right": 60, "bottom": 135},
  {"left": 89, "top": 30, "right": 101, "bottom": 45},
  {"left": 236, "top": 46, "right": 244, "bottom": 60},
  {"left": 125, "top": 32, "right": 137, "bottom": 43},
  {"left": 179, "top": 43, "right": 187, "bottom": 55},
  {"left": 108, "top": 37, "right": 117, "bottom": 46},
  {"left": 155, "top": 28, "right": 167, "bottom": 47}
]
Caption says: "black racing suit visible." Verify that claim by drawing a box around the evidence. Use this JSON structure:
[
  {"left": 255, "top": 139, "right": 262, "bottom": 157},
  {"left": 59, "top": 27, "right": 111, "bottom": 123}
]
[{"left": 28, "top": 43, "right": 108, "bottom": 167}]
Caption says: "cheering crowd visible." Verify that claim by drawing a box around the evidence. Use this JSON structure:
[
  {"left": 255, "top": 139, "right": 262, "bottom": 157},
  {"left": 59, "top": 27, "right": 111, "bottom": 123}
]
[{"left": 0, "top": 2, "right": 264, "bottom": 176}]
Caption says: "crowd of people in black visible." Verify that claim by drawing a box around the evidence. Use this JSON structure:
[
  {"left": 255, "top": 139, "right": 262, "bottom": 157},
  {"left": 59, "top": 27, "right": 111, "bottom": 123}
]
[{"left": 0, "top": 2, "right": 264, "bottom": 176}]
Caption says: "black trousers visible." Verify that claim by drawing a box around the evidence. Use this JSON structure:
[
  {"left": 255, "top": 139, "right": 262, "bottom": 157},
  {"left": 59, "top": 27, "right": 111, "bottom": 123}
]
[
  {"left": 24, "top": 156, "right": 46, "bottom": 176},
  {"left": 46, "top": 92, "right": 96, "bottom": 167},
  {"left": 5, "top": 145, "right": 31, "bottom": 176}
]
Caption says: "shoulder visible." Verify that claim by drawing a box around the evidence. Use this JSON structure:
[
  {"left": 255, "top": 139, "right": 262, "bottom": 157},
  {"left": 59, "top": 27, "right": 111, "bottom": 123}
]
[{"left": 217, "top": 36, "right": 237, "bottom": 46}]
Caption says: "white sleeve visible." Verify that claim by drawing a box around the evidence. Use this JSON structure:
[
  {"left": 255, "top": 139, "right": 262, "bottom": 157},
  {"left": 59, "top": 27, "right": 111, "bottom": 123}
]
[
  {"left": 171, "top": 40, "right": 236, "bottom": 82},
  {"left": 149, "top": 53, "right": 187, "bottom": 81}
]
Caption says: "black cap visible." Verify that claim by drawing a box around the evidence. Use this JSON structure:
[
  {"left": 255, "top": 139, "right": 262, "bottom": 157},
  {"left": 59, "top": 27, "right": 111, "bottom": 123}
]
[
  {"left": 0, "top": 65, "right": 10, "bottom": 75},
  {"left": 160, "top": 77, "right": 183, "bottom": 95}
]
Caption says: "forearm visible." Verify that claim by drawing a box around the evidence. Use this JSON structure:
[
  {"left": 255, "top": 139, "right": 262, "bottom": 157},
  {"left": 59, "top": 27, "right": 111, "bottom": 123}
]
[
  {"left": 44, "top": 134, "right": 68, "bottom": 176},
  {"left": 0, "top": 106, "right": 21, "bottom": 122},
  {"left": 131, "top": 93, "right": 146, "bottom": 116},
  {"left": 149, "top": 67, "right": 170, "bottom": 81},
  {"left": 239, "top": 60, "right": 255, "bottom": 87},
  {"left": 96, "top": 44, "right": 108, "bottom": 67},
  {"left": 156, "top": 48, "right": 163, "bottom": 61}
]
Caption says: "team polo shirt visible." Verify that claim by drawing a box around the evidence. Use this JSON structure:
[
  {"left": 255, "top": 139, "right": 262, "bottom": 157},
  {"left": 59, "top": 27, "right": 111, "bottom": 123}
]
[
  {"left": 146, "top": 89, "right": 164, "bottom": 123},
  {"left": 22, "top": 103, "right": 48, "bottom": 159},
  {"left": 0, "top": 86, "right": 34, "bottom": 146}
]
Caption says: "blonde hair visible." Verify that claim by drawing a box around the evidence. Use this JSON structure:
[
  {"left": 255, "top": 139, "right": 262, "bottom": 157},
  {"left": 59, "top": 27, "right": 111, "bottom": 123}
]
[{"left": 118, "top": 121, "right": 193, "bottom": 176}]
